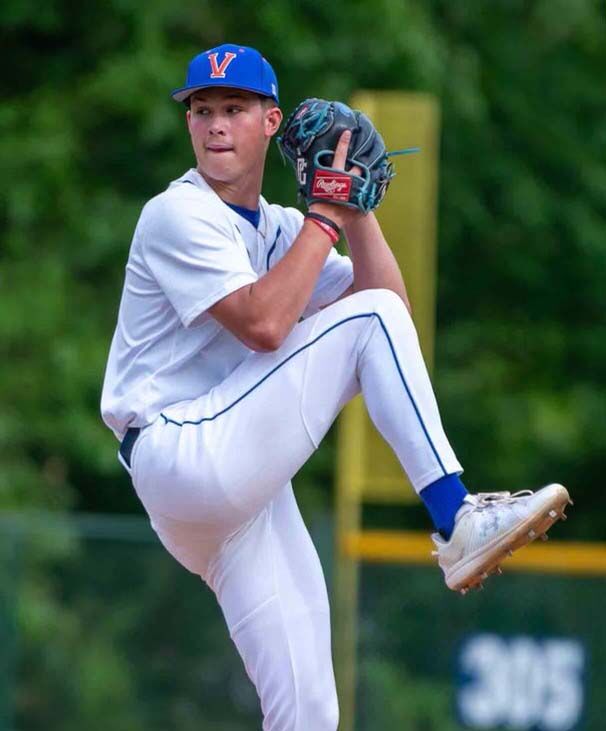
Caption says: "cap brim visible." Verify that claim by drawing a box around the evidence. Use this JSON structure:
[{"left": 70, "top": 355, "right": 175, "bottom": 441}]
[{"left": 171, "top": 82, "right": 278, "bottom": 104}]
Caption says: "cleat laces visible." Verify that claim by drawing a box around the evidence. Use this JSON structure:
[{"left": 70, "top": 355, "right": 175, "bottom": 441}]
[{"left": 471, "top": 490, "right": 533, "bottom": 509}]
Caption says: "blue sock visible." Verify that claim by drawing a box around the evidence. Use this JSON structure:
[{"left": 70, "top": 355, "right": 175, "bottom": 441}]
[{"left": 419, "top": 473, "right": 468, "bottom": 540}]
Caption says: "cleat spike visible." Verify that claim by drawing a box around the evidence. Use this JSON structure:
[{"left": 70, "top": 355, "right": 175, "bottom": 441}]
[
  {"left": 568, "top": 498, "right": 574, "bottom": 506},
  {"left": 477, "top": 583, "right": 484, "bottom": 591},
  {"left": 437, "top": 485, "right": 573, "bottom": 594}
]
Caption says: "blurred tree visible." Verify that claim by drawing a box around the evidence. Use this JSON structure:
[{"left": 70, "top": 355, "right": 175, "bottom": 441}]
[
  {"left": 0, "top": 0, "right": 604, "bottom": 538},
  {"left": 3, "top": 6, "right": 606, "bottom": 728}
]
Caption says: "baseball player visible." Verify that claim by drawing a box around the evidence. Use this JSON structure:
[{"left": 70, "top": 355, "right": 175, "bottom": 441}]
[{"left": 101, "top": 43, "right": 571, "bottom": 731}]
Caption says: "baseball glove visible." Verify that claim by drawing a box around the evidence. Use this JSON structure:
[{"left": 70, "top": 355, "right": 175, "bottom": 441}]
[{"left": 277, "top": 98, "right": 395, "bottom": 213}]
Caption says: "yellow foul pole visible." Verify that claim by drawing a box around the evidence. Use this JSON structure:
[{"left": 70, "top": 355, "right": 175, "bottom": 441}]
[{"left": 334, "top": 92, "right": 441, "bottom": 731}]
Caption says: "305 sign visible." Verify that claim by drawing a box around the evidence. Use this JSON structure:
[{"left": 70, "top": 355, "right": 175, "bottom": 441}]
[{"left": 456, "top": 634, "right": 585, "bottom": 730}]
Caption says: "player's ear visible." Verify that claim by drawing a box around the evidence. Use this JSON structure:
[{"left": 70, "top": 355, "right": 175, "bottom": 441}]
[{"left": 264, "top": 106, "right": 283, "bottom": 138}]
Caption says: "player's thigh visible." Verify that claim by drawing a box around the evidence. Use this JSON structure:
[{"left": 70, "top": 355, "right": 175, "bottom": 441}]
[
  {"left": 169, "top": 290, "right": 393, "bottom": 517},
  {"left": 210, "top": 483, "right": 338, "bottom": 731},
  {"left": 134, "top": 288, "right": 404, "bottom": 527}
]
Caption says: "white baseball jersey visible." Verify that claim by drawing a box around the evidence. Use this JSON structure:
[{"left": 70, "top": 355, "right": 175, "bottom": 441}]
[{"left": 100, "top": 168, "right": 353, "bottom": 440}]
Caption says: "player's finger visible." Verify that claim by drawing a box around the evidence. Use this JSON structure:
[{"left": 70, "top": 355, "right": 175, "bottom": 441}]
[{"left": 332, "top": 130, "right": 351, "bottom": 170}]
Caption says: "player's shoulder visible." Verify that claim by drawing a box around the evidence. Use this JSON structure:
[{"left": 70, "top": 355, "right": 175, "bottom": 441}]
[{"left": 140, "top": 169, "right": 228, "bottom": 230}]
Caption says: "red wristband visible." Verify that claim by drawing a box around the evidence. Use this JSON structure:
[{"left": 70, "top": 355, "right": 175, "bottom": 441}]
[{"left": 306, "top": 216, "right": 340, "bottom": 245}]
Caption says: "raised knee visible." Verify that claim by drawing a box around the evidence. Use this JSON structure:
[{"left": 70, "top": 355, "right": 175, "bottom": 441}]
[
  {"left": 350, "top": 287, "right": 407, "bottom": 316},
  {"left": 371, "top": 287, "right": 407, "bottom": 313}
]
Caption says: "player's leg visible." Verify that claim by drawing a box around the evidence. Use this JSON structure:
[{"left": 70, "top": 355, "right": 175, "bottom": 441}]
[
  {"left": 134, "top": 288, "right": 460, "bottom": 529},
  {"left": 150, "top": 483, "right": 339, "bottom": 731},
  {"left": 132, "top": 287, "right": 569, "bottom": 591}
]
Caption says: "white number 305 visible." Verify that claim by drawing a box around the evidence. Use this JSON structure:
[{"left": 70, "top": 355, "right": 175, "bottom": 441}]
[{"left": 456, "top": 634, "right": 585, "bottom": 730}]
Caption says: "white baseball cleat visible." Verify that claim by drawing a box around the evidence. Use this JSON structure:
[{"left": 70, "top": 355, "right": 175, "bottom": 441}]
[{"left": 431, "top": 483, "right": 572, "bottom": 594}]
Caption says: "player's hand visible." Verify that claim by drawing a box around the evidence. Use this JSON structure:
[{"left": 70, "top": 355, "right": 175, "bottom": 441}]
[
  {"left": 309, "top": 130, "right": 364, "bottom": 229},
  {"left": 279, "top": 99, "right": 395, "bottom": 216}
]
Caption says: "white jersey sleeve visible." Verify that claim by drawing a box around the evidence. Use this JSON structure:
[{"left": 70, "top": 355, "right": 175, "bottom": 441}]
[
  {"left": 271, "top": 206, "right": 354, "bottom": 317},
  {"left": 142, "top": 191, "right": 258, "bottom": 327}
]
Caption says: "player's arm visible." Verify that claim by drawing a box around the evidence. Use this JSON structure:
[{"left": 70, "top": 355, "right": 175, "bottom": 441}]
[
  {"left": 343, "top": 212, "right": 412, "bottom": 313},
  {"left": 278, "top": 97, "right": 411, "bottom": 314},
  {"left": 208, "top": 223, "right": 333, "bottom": 352},
  {"left": 208, "top": 132, "right": 360, "bottom": 352},
  {"left": 309, "top": 209, "right": 411, "bottom": 313}
]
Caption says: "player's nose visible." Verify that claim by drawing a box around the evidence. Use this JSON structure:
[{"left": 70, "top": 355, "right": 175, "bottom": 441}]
[{"left": 208, "top": 115, "right": 228, "bottom": 135}]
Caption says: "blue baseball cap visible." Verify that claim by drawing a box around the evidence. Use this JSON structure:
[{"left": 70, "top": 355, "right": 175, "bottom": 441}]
[{"left": 171, "top": 43, "right": 279, "bottom": 104}]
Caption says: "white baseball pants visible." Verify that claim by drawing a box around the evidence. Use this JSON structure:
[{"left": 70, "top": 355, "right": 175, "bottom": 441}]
[{"left": 128, "top": 288, "right": 462, "bottom": 731}]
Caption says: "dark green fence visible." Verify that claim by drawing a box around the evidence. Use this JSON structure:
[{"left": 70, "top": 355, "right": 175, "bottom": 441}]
[
  {"left": 0, "top": 512, "right": 601, "bottom": 730},
  {"left": 0, "top": 513, "right": 261, "bottom": 731}
]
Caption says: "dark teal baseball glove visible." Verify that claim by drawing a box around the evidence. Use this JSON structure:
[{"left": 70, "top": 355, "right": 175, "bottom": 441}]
[{"left": 277, "top": 98, "right": 397, "bottom": 213}]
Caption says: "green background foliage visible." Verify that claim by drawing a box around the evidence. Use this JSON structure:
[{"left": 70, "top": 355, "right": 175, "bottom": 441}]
[
  {"left": 2, "top": 0, "right": 605, "bottom": 531},
  {"left": 1, "top": 2, "right": 605, "bottom": 726}
]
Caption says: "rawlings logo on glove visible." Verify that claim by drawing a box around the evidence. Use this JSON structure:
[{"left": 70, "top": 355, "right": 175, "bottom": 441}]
[
  {"left": 278, "top": 98, "right": 410, "bottom": 213},
  {"left": 312, "top": 171, "right": 352, "bottom": 200}
]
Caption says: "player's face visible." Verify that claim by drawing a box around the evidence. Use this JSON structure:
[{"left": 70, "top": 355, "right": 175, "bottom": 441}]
[{"left": 186, "top": 88, "right": 282, "bottom": 186}]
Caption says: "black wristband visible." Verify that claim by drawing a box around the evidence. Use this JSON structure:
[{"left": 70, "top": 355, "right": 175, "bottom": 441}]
[{"left": 304, "top": 211, "right": 341, "bottom": 237}]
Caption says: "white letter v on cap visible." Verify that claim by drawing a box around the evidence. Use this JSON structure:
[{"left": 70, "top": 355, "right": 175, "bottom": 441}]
[{"left": 208, "top": 52, "right": 237, "bottom": 78}]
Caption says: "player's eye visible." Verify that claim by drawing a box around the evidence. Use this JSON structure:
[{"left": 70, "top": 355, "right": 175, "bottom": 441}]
[
  {"left": 194, "top": 107, "right": 211, "bottom": 116},
  {"left": 227, "top": 106, "right": 243, "bottom": 114}
]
